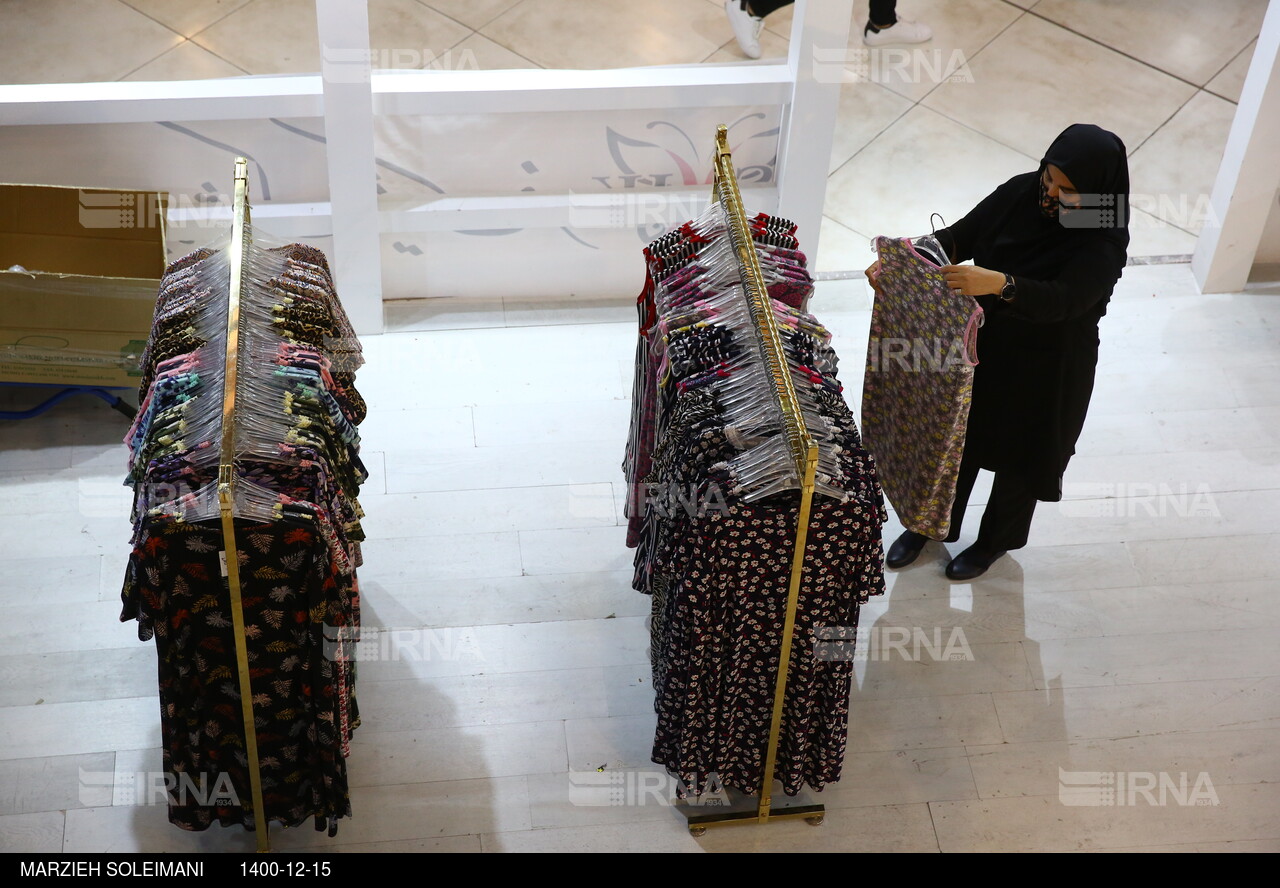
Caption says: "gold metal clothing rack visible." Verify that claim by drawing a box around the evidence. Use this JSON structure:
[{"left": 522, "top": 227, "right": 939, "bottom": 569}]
[
  {"left": 682, "top": 126, "right": 824, "bottom": 836},
  {"left": 218, "top": 157, "right": 270, "bottom": 853}
]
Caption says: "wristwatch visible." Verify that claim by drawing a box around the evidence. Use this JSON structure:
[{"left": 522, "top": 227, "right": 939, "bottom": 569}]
[{"left": 998, "top": 273, "right": 1016, "bottom": 303}]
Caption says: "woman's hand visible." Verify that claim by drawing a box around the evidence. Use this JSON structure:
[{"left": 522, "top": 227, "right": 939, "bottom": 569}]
[
  {"left": 941, "top": 264, "right": 1005, "bottom": 297},
  {"left": 864, "top": 260, "right": 881, "bottom": 292}
]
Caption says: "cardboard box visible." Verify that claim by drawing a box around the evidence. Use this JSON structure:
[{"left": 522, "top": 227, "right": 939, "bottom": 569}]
[{"left": 0, "top": 183, "right": 166, "bottom": 388}]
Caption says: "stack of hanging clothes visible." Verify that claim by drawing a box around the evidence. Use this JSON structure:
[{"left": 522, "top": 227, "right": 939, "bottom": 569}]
[
  {"left": 120, "top": 238, "right": 366, "bottom": 835},
  {"left": 623, "top": 206, "right": 887, "bottom": 798}
]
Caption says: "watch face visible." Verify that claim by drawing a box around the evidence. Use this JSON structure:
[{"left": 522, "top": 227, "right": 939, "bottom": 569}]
[{"left": 1001, "top": 276, "right": 1014, "bottom": 301}]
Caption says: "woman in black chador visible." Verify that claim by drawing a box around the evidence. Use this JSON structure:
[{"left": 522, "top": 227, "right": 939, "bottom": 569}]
[{"left": 886, "top": 123, "right": 1131, "bottom": 580}]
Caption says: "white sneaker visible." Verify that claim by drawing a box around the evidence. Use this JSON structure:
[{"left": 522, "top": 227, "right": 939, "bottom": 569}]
[
  {"left": 863, "top": 17, "right": 933, "bottom": 47},
  {"left": 724, "top": 0, "right": 764, "bottom": 60}
]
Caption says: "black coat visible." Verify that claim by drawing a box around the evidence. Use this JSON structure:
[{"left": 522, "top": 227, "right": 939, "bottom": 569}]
[{"left": 935, "top": 169, "right": 1128, "bottom": 502}]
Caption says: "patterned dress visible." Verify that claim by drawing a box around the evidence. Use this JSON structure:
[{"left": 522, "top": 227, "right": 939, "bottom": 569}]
[{"left": 862, "top": 235, "right": 983, "bottom": 539}]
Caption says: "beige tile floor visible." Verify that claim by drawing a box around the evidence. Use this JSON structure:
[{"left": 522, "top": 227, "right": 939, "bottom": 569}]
[
  {"left": 0, "top": 0, "right": 1264, "bottom": 256},
  {"left": 1, "top": 0, "right": 1278, "bottom": 855}
]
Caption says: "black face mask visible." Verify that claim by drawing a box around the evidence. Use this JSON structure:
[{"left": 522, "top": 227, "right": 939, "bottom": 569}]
[{"left": 1037, "top": 169, "right": 1059, "bottom": 220}]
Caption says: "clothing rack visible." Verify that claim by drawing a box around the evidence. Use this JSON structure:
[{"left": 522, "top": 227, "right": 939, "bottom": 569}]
[
  {"left": 681, "top": 126, "right": 825, "bottom": 836},
  {"left": 122, "top": 156, "right": 365, "bottom": 843},
  {"left": 219, "top": 157, "right": 270, "bottom": 853}
]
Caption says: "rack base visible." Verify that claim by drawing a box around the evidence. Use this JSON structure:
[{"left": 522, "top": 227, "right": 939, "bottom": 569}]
[{"left": 680, "top": 801, "right": 825, "bottom": 836}]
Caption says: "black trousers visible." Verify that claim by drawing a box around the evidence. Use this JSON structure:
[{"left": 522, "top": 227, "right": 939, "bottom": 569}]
[
  {"left": 748, "top": 1, "right": 898, "bottom": 25},
  {"left": 943, "top": 447, "right": 1039, "bottom": 551}
]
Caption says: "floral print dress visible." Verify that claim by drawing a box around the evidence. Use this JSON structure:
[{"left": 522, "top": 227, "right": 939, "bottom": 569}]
[{"left": 862, "top": 235, "right": 983, "bottom": 539}]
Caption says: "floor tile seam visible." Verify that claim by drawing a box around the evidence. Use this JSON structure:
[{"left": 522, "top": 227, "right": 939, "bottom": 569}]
[
  {"left": 0, "top": 694, "right": 159, "bottom": 716},
  {"left": 456, "top": 0, "right": 533, "bottom": 34},
  {"left": 1050, "top": 482, "right": 1280, "bottom": 502},
  {"left": 1020, "top": 6, "right": 1233, "bottom": 92},
  {"left": 449, "top": 21, "right": 548, "bottom": 70},
  {"left": 1104, "top": 837, "right": 1280, "bottom": 851},
  {"left": 350, "top": 764, "right": 658, "bottom": 789},
  {"left": 449, "top": 13, "right": 545, "bottom": 70},
  {"left": 352, "top": 613, "right": 647, "bottom": 633},
  {"left": 360, "top": 515, "right": 620, "bottom": 533},
  {"left": 103, "top": 0, "right": 187, "bottom": 50},
  {"left": 849, "top": 687, "right": 1039, "bottom": 704},
  {"left": 414, "top": 0, "right": 484, "bottom": 55},
  {"left": 130, "top": 0, "right": 257, "bottom": 78},
  {"left": 372, "top": 479, "right": 619, "bottom": 495},
  {"left": 929, "top": 776, "right": 1279, "bottom": 807},
  {"left": 357, "top": 660, "right": 654, "bottom": 685},
  {"left": 1016, "top": 670, "right": 1280, "bottom": 693},
  {"left": 1126, "top": 89, "right": 1203, "bottom": 160},
  {"left": 352, "top": 716, "right": 642, "bottom": 743},
  {"left": 1200, "top": 37, "right": 1256, "bottom": 105},
  {"left": 344, "top": 767, "right": 577, "bottom": 791},
  {"left": 962, "top": 724, "right": 1280, "bottom": 751},
  {"left": 114, "top": 42, "right": 185, "bottom": 83},
  {"left": 913, "top": 97, "right": 1055, "bottom": 169},
  {"left": 1077, "top": 623, "right": 1280, "bottom": 641},
  {"left": 924, "top": 796, "right": 943, "bottom": 851},
  {"left": 355, "top": 616, "right": 645, "bottom": 637},
  {"left": 0, "top": 642, "right": 154, "bottom": 662},
  {"left": 698, "top": 37, "right": 738, "bottom": 65},
  {"left": 911, "top": 674, "right": 1280, "bottom": 704},
  {"left": 498, "top": 316, "right": 638, "bottom": 331},
  {"left": 170, "top": 0, "right": 259, "bottom": 43},
  {"left": 904, "top": 4, "right": 1031, "bottom": 110},
  {"left": 824, "top": 98, "right": 914, "bottom": 181},
  {"left": 350, "top": 653, "right": 654, "bottom": 681},
  {"left": 365, "top": 565, "right": 634, "bottom": 585}
]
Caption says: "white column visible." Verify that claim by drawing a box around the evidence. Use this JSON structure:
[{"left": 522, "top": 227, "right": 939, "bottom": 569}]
[
  {"left": 316, "top": 0, "right": 384, "bottom": 334},
  {"left": 1192, "top": 0, "right": 1280, "bottom": 293},
  {"left": 774, "top": 0, "right": 855, "bottom": 247}
]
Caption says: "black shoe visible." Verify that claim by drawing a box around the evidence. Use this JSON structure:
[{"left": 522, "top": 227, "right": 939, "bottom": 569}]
[
  {"left": 945, "top": 544, "right": 1006, "bottom": 581},
  {"left": 885, "top": 530, "right": 929, "bottom": 569}
]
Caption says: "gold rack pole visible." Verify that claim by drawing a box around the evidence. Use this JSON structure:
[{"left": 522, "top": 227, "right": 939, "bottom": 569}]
[
  {"left": 683, "top": 126, "right": 824, "bottom": 835},
  {"left": 218, "top": 157, "right": 270, "bottom": 853}
]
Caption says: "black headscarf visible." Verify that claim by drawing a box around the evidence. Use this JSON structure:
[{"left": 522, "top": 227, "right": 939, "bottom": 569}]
[
  {"left": 1042, "top": 123, "right": 1130, "bottom": 252},
  {"left": 969, "top": 123, "right": 1130, "bottom": 283}
]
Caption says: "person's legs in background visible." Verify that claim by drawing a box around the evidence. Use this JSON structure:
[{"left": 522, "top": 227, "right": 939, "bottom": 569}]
[
  {"left": 726, "top": 1, "right": 931, "bottom": 59},
  {"left": 864, "top": 0, "right": 933, "bottom": 46},
  {"left": 748, "top": 0, "right": 795, "bottom": 14},
  {"left": 723, "top": 0, "right": 790, "bottom": 59},
  {"left": 868, "top": 0, "right": 898, "bottom": 29}
]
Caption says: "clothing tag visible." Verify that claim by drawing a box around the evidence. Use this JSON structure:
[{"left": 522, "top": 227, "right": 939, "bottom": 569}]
[{"left": 218, "top": 551, "right": 227, "bottom": 577}]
